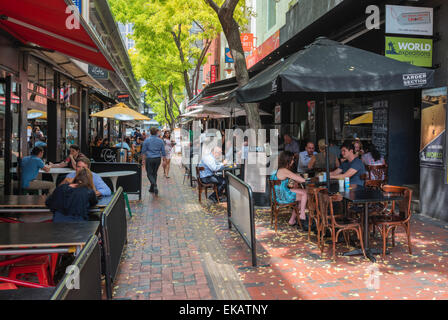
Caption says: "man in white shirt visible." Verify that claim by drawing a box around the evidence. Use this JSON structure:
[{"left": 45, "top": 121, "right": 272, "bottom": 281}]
[
  {"left": 297, "top": 141, "right": 317, "bottom": 173},
  {"left": 198, "top": 146, "right": 227, "bottom": 203}
]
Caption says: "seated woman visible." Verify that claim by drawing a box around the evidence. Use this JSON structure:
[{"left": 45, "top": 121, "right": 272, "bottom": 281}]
[
  {"left": 308, "top": 139, "right": 340, "bottom": 172},
  {"left": 362, "top": 142, "right": 386, "bottom": 180},
  {"left": 270, "top": 151, "right": 308, "bottom": 228},
  {"left": 46, "top": 168, "right": 98, "bottom": 222}
]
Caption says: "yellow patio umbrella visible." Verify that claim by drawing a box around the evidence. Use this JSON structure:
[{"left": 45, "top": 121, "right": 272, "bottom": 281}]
[
  {"left": 27, "top": 109, "right": 47, "bottom": 120},
  {"left": 345, "top": 111, "right": 373, "bottom": 125},
  {"left": 89, "top": 102, "right": 150, "bottom": 121}
]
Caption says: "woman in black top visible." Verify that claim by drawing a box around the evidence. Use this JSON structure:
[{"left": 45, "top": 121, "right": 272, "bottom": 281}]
[{"left": 46, "top": 168, "right": 98, "bottom": 222}]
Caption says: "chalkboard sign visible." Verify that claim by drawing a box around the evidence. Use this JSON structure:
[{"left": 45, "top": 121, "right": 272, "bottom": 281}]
[
  {"left": 372, "top": 100, "right": 389, "bottom": 159},
  {"left": 91, "top": 146, "right": 118, "bottom": 162}
]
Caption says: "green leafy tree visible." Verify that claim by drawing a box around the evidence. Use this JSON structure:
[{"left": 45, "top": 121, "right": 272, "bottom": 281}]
[{"left": 109, "top": 0, "right": 223, "bottom": 127}]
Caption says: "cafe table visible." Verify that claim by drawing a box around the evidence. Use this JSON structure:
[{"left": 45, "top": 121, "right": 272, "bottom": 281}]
[
  {"left": 0, "top": 287, "right": 55, "bottom": 300},
  {"left": 341, "top": 188, "right": 403, "bottom": 262},
  {"left": 97, "top": 171, "right": 136, "bottom": 193},
  {"left": 0, "top": 221, "right": 99, "bottom": 256},
  {"left": 11, "top": 167, "right": 75, "bottom": 183}
]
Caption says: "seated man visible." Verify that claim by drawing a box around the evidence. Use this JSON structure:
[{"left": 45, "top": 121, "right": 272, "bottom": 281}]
[
  {"left": 198, "top": 146, "right": 227, "bottom": 203},
  {"left": 297, "top": 141, "right": 317, "bottom": 173},
  {"left": 21, "top": 146, "right": 55, "bottom": 194},
  {"left": 60, "top": 157, "right": 111, "bottom": 197},
  {"left": 115, "top": 138, "right": 131, "bottom": 151},
  {"left": 330, "top": 141, "right": 367, "bottom": 189},
  {"left": 283, "top": 133, "right": 299, "bottom": 158},
  {"left": 50, "top": 144, "right": 86, "bottom": 170}
]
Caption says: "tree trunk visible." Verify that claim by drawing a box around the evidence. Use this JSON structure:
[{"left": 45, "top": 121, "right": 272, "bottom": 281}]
[{"left": 205, "top": 0, "right": 262, "bottom": 130}]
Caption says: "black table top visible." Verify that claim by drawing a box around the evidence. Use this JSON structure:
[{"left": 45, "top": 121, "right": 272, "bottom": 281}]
[
  {"left": 0, "top": 287, "right": 55, "bottom": 300},
  {"left": 0, "top": 221, "right": 99, "bottom": 248},
  {"left": 0, "top": 195, "right": 113, "bottom": 210},
  {"left": 343, "top": 188, "right": 404, "bottom": 204}
]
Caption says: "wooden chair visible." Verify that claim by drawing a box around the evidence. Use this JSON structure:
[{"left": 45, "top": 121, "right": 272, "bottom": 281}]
[
  {"left": 316, "top": 189, "right": 366, "bottom": 260},
  {"left": 195, "top": 167, "right": 220, "bottom": 203},
  {"left": 268, "top": 179, "right": 302, "bottom": 232},
  {"left": 305, "top": 184, "right": 321, "bottom": 244},
  {"left": 372, "top": 186, "right": 413, "bottom": 258},
  {"left": 365, "top": 164, "right": 388, "bottom": 189}
]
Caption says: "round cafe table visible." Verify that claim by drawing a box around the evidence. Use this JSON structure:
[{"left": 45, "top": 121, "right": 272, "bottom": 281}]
[
  {"left": 11, "top": 167, "right": 74, "bottom": 182},
  {"left": 97, "top": 171, "right": 136, "bottom": 192}
]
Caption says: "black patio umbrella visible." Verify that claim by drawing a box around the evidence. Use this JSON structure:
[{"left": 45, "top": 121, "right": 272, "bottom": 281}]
[{"left": 236, "top": 37, "right": 435, "bottom": 189}]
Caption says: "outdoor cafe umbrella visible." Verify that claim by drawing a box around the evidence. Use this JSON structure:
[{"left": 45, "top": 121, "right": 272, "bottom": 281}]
[
  {"left": 89, "top": 102, "right": 150, "bottom": 121},
  {"left": 236, "top": 37, "right": 435, "bottom": 189},
  {"left": 90, "top": 102, "right": 150, "bottom": 148}
]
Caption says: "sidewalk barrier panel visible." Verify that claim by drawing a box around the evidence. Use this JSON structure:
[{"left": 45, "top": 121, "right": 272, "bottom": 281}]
[{"left": 225, "top": 172, "right": 257, "bottom": 267}]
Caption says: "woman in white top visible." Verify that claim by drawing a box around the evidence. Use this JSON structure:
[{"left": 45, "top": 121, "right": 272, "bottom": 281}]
[{"left": 162, "top": 131, "right": 175, "bottom": 178}]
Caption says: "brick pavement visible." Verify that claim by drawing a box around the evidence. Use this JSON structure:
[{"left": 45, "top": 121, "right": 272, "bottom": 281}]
[{"left": 114, "top": 159, "right": 448, "bottom": 300}]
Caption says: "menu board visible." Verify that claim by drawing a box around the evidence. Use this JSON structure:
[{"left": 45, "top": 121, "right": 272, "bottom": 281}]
[{"left": 371, "top": 100, "right": 389, "bottom": 159}]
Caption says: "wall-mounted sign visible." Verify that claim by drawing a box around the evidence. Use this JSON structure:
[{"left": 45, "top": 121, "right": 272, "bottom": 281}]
[
  {"left": 420, "top": 87, "right": 447, "bottom": 168},
  {"left": 385, "top": 36, "right": 433, "bottom": 67},
  {"left": 386, "top": 5, "right": 433, "bottom": 36},
  {"left": 210, "top": 65, "right": 217, "bottom": 83},
  {"left": 88, "top": 65, "right": 109, "bottom": 79},
  {"left": 225, "top": 48, "right": 234, "bottom": 63},
  {"left": 117, "top": 93, "right": 129, "bottom": 103},
  {"left": 240, "top": 33, "right": 254, "bottom": 52}
]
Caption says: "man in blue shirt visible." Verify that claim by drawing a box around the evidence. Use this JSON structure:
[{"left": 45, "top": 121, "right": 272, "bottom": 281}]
[
  {"left": 141, "top": 127, "right": 166, "bottom": 195},
  {"left": 21, "top": 146, "right": 55, "bottom": 194},
  {"left": 199, "top": 146, "right": 227, "bottom": 203},
  {"left": 60, "top": 157, "right": 111, "bottom": 197},
  {"left": 115, "top": 138, "right": 131, "bottom": 151},
  {"left": 330, "top": 141, "right": 366, "bottom": 188},
  {"left": 297, "top": 141, "right": 317, "bottom": 173}
]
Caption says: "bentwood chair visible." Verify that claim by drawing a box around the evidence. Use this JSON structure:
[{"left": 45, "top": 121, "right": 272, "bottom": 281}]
[
  {"left": 316, "top": 189, "right": 366, "bottom": 260},
  {"left": 372, "top": 186, "right": 413, "bottom": 258},
  {"left": 305, "top": 184, "right": 322, "bottom": 244},
  {"left": 365, "top": 164, "right": 388, "bottom": 189},
  {"left": 268, "top": 179, "right": 302, "bottom": 232},
  {"left": 195, "top": 167, "right": 220, "bottom": 203}
]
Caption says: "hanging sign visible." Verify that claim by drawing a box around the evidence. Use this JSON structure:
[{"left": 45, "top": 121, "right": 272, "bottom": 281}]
[
  {"left": 386, "top": 5, "right": 433, "bottom": 36},
  {"left": 88, "top": 65, "right": 109, "bottom": 79},
  {"left": 385, "top": 36, "right": 433, "bottom": 67},
  {"left": 117, "top": 93, "right": 130, "bottom": 103}
]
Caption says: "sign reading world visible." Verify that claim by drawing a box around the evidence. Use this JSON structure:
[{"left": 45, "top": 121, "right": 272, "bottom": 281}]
[
  {"left": 385, "top": 36, "right": 433, "bottom": 67},
  {"left": 88, "top": 65, "right": 109, "bottom": 79},
  {"left": 386, "top": 5, "right": 433, "bottom": 36}
]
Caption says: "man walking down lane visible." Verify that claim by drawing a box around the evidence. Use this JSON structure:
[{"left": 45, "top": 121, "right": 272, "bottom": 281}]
[{"left": 142, "top": 127, "right": 166, "bottom": 195}]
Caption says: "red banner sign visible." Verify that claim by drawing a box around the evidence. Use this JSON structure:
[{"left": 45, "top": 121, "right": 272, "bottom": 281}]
[
  {"left": 246, "top": 30, "right": 280, "bottom": 69},
  {"left": 210, "top": 65, "right": 217, "bottom": 83}
]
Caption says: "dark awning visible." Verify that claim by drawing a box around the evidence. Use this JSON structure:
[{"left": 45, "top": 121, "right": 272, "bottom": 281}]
[
  {"left": 236, "top": 37, "right": 435, "bottom": 103},
  {"left": 0, "top": 0, "right": 114, "bottom": 70}
]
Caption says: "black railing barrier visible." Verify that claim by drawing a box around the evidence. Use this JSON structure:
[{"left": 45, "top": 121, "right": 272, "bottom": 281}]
[{"left": 225, "top": 172, "right": 257, "bottom": 267}]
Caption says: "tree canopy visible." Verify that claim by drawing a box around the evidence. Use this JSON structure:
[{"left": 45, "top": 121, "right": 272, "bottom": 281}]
[{"left": 109, "top": 0, "right": 227, "bottom": 127}]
